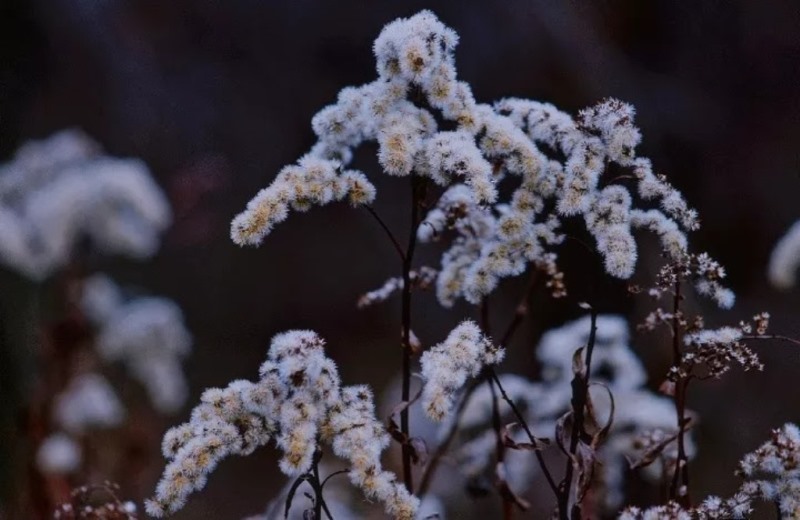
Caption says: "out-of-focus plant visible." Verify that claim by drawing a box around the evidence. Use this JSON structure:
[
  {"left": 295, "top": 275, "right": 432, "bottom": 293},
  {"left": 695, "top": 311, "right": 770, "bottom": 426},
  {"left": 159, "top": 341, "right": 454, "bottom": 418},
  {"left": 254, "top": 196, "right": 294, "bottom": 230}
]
[{"left": 0, "top": 131, "right": 191, "bottom": 519}]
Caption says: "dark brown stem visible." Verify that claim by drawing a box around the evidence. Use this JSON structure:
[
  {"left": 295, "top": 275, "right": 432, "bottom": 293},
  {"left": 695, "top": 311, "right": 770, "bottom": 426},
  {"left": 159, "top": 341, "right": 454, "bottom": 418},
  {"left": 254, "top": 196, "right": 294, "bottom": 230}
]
[
  {"left": 488, "top": 376, "right": 513, "bottom": 520},
  {"left": 364, "top": 205, "right": 406, "bottom": 263},
  {"left": 481, "top": 299, "right": 514, "bottom": 519},
  {"left": 499, "top": 270, "right": 539, "bottom": 348},
  {"left": 400, "top": 175, "right": 425, "bottom": 493},
  {"left": 669, "top": 279, "right": 692, "bottom": 507},
  {"left": 489, "top": 369, "right": 559, "bottom": 497},
  {"left": 558, "top": 308, "right": 598, "bottom": 520}
]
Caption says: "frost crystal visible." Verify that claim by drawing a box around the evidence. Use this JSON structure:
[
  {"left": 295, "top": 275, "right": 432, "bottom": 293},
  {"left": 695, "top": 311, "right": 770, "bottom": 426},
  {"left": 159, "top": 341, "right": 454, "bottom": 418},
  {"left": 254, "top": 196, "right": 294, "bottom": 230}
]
[{"left": 0, "top": 130, "right": 171, "bottom": 279}]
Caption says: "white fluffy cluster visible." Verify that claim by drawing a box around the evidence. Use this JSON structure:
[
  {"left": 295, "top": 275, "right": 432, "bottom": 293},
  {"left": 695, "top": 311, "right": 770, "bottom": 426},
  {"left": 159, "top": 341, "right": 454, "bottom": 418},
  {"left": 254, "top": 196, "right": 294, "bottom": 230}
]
[
  {"left": 738, "top": 423, "right": 800, "bottom": 517},
  {"left": 768, "top": 220, "right": 800, "bottom": 289},
  {"left": 81, "top": 273, "right": 192, "bottom": 413},
  {"left": 622, "top": 423, "right": 800, "bottom": 519},
  {"left": 420, "top": 320, "right": 505, "bottom": 421},
  {"left": 620, "top": 496, "right": 753, "bottom": 520},
  {"left": 232, "top": 11, "right": 697, "bottom": 295},
  {"left": 0, "top": 130, "right": 171, "bottom": 279},
  {"left": 53, "top": 372, "right": 125, "bottom": 434},
  {"left": 230, "top": 156, "right": 376, "bottom": 245},
  {"left": 418, "top": 183, "right": 563, "bottom": 306},
  {"left": 357, "top": 266, "right": 437, "bottom": 308},
  {"left": 36, "top": 432, "right": 82, "bottom": 475},
  {"left": 148, "top": 330, "right": 417, "bottom": 519}
]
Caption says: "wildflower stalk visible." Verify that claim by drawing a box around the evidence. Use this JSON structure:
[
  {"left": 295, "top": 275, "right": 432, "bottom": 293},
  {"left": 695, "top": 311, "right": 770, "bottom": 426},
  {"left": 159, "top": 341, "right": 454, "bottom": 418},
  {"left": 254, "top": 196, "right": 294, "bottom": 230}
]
[
  {"left": 400, "top": 174, "right": 427, "bottom": 493},
  {"left": 558, "top": 307, "right": 598, "bottom": 520},
  {"left": 670, "top": 278, "right": 692, "bottom": 507}
]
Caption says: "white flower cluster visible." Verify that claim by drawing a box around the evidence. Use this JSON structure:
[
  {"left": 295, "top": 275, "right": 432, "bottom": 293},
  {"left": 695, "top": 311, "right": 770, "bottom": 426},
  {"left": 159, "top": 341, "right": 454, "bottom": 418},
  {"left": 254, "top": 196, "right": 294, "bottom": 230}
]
[
  {"left": 230, "top": 156, "right": 376, "bottom": 245},
  {"left": 620, "top": 495, "right": 752, "bottom": 520},
  {"left": 357, "top": 266, "right": 437, "bottom": 308},
  {"left": 621, "top": 423, "right": 800, "bottom": 519},
  {"left": 680, "top": 313, "right": 768, "bottom": 379},
  {"left": 646, "top": 252, "right": 735, "bottom": 310},
  {"left": 148, "top": 330, "right": 418, "bottom": 519},
  {"left": 738, "top": 423, "right": 800, "bottom": 517},
  {"left": 231, "top": 11, "right": 698, "bottom": 300},
  {"left": 420, "top": 320, "right": 505, "bottom": 421},
  {"left": 768, "top": 220, "right": 800, "bottom": 289},
  {"left": 418, "top": 183, "right": 563, "bottom": 306},
  {"left": 0, "top": 130, "right": 171, "bottom": 279},
  {"left": 81, "top": 274, "right": 192, "bottom": 413}
]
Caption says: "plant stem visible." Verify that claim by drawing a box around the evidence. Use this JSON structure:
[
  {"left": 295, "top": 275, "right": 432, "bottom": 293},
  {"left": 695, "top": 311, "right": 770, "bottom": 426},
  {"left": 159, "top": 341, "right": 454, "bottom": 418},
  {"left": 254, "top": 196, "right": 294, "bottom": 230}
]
[
  {"left": 558, "top": 308, "right": 598, "bottom": 520},
  {"left": 364, "top": 205, "right": 406, "bottom": 263},
  {"left": 489, "top": 369, "right": 559, "bottom": 497},
  {"left": 669, "top": 279, "right": 691, "bottom": 507},
  {"left": 400, "top": 175, "right": 425, "bottom": 493}
]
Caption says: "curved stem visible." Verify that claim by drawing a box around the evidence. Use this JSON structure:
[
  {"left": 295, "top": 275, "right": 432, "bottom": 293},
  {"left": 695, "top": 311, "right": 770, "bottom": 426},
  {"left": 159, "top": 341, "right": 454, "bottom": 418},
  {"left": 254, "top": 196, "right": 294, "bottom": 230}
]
[{"left": 364, "top": 205, "right": 406, "bottom": 263}]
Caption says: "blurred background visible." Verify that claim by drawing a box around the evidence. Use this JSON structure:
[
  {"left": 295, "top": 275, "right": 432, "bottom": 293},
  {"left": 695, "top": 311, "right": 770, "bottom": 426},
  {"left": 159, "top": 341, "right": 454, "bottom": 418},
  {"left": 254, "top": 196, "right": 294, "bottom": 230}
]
[{"left": 1, "top": 0, "right": 799, "bottom": 518}]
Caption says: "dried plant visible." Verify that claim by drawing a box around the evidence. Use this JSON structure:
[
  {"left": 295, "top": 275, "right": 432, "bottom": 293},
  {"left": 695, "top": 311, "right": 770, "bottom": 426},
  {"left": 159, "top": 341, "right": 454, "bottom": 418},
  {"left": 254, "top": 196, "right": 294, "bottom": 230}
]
[{"left": 132, "top": 9, "right": 800, "bottom": 520}]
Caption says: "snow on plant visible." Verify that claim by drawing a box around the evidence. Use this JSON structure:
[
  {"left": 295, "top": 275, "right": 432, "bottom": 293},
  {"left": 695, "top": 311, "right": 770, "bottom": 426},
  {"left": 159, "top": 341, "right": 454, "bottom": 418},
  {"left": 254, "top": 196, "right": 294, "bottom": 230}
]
[
  {"left": 0, "top": 130, "right": 171, "bottom": 280},
  {"left": 146, "top": 9, "right": 800, "bottom": 519}
]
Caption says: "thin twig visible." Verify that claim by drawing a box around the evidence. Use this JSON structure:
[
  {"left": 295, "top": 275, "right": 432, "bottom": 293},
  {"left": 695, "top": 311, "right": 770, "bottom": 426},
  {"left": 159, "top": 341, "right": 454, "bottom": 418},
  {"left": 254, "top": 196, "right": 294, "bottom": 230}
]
[
  {"left": 364, "top": 205, "right": 406, "bottom": 262},
  {"left": 489, "top": 369, "right": 560, "bottom": 497},
  {"left": 669, "top": 279, "right": 692, "bottom": 507},
  {"left": 742, "top": 334, "right": 800, "bottom": 348}
]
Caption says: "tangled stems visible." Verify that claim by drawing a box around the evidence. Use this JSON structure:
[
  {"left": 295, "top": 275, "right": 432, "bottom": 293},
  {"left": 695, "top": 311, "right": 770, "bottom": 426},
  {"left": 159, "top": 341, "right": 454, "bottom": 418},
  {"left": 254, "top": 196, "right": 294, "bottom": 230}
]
[
  {"left": 558, "top": 308, "right": 598, "bottom": 520},
  {"left": 285, "top": 449, "right": 334, "bottom": 519}
]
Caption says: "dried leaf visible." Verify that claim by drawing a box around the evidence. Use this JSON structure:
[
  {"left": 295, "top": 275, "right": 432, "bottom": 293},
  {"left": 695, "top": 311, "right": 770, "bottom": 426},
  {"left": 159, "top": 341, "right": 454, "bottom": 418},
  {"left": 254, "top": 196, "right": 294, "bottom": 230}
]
[
  {"left": 555, "top": 411, "right": 574, "bottom": 456},
  {"left": 500, "top": 422, "right": 550, "bottom": 451},
  {"left": 588, "top": 382, "right": 615, "bottom": 448},
  {"left": 572, "top": 347, "right": 586, "bottom": 377},
  {"left": 626, "top": 431, "right": 680, "bottom": 470}
]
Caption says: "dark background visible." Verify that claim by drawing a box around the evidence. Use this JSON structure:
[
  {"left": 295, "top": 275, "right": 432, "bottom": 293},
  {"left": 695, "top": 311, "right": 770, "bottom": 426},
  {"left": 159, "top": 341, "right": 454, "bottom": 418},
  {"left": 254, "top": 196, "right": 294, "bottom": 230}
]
[{"left": 1, "top": 1, "right": 800, "bottom": 518}]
